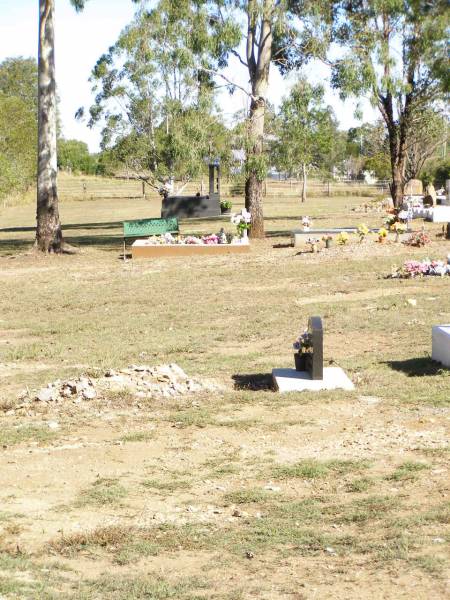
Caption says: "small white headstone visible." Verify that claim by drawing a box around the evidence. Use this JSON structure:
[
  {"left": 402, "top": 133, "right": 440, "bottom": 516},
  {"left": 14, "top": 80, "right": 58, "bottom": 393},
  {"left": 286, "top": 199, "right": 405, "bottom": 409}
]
[{"left": 432, "top": 325, "right": 450, "bottom": 368}]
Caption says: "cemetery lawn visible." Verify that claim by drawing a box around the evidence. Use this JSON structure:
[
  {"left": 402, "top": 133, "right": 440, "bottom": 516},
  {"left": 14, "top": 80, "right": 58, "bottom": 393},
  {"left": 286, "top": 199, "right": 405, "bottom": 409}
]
[{"left": 0, "top": 189, "right": 449, "bottom": 599}]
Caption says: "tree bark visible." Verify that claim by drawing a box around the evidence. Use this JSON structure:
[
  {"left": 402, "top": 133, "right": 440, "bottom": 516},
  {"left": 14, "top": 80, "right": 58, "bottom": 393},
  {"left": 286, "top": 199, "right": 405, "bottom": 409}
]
[
  {"left": 36, "top": 0, "right": 63, "bottom": 252},
  {"left": 246, "top": 96, "right": 266, "bottom": 237},
  {"left": 244, "top": 0, "right": 274, "bottom": 239},
  {"left": 301, "top": 163, "right": 307, "bottom": 203}
]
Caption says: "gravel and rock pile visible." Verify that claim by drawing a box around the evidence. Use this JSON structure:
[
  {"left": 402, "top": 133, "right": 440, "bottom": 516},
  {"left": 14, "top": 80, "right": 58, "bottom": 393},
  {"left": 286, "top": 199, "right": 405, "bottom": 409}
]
[{"left": 18, "top": 364, "right": 218, "bottom": 405}]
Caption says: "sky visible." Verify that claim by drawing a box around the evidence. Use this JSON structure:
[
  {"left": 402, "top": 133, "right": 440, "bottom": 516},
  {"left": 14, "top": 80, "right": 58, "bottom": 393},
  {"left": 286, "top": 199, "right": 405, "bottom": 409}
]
[{"left": 0, "top": 0, "right": 377, "bottom": 152}]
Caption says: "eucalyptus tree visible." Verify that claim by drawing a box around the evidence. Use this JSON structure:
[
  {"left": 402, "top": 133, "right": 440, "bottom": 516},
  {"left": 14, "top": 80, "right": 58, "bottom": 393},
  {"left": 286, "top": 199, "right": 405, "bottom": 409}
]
[
  {"left": 82, "top": 1, "right": 238, "bottom": 190},
  {"left": 273, "top": 79, "right": 336, "bottom": 202},
  {"left": 85, "top": 0, "right": 330, "bottom": 237},
  {"left": 36, "top": 0, "right": 91, "bottom": 252},
  {"left": 331, "top": 0, "right": 450, "bottom": 207}
]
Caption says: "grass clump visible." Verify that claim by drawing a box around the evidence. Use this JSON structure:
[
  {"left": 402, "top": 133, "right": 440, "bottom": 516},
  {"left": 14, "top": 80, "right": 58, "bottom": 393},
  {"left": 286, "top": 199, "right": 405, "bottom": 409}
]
[
  {"left": 83, "top": 574, "right": 209, "bottom": 600},
  {"left": 167, "top": 408, "right": 216, "bottom": 428},
  {"left": 339, "top": 495, "right": 399, "bottom": 524},
  {"left": 49, "top": 523, "right": 214, "bottom": 560},
  {"left": 120, "top": 431, "right": 155, "bottom": 442},
  {"left": 0, "top": 425, "right": 57, "bottom": 447},
  {"left": 223, "top": 489, "right": 271, "bottom": 505},
  {"left": 346, "top": 477, "right": 375, "bottom": 493},
  {"left": 142, "top": 479, "right": 191, "bottom": 494},
  {"left": 386, "top": 461, "right": 430, "bottom": 481},
  {"left": 76, "top": 478, "right": 128, "bottom": 506},
  {"left": 273, "top": 459, "right": 370, "bottom": 480}
]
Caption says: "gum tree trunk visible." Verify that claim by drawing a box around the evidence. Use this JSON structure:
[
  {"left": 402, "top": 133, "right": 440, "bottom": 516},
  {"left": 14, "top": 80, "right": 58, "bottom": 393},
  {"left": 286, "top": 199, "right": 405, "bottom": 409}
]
[
  {"left": 244, "top": 0, "right": 274, "bottom": 239},
  {"left": 36, "top": 0, "right": 63, "bottom": 252},
  {"left": 301, "top": 162, "right": 307, "bottom": 203}
]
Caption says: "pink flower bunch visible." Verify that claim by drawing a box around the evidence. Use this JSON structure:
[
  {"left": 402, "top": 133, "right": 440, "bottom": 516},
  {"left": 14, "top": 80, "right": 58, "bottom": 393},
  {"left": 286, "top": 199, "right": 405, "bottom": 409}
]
[
  {"left": 391, "top": 259, "right": 450, "bottom": 278},
  {"left": 403, "top": 260, "right": 430, "bottom": 276},
  {"left": 202, "top": 234, "right": 219, "bottom": 245},
  {"left": 184, "top": 236, "right": 203, "bottom": 245}
]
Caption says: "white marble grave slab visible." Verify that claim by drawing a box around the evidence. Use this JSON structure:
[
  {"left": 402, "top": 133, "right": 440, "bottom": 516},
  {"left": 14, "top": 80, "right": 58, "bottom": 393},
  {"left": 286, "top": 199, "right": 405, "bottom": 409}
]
[
  {"left": 429, "top": 206, "right": 450, "bottom": 223},
  {"left": 432, "top": 324, "right": 450, "bottom": 368},
  {"left": 272, "top": 367, "right": 354, "bottom": 393}
]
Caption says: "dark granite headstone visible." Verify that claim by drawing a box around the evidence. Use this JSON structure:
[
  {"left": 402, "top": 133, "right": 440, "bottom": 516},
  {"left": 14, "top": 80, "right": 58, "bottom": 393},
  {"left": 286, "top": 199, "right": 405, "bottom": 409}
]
[
  {"left": 161, "top": 162, "right": 221, "bottom": 219},
  {"left": 294, "top": 316, "right": 323, "bottom": 380}
]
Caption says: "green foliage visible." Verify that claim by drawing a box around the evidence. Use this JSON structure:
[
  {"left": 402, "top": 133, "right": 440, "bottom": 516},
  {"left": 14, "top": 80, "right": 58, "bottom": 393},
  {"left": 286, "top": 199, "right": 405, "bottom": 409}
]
[
  {"left": 272, "top": 78, "right": 337, "bottom": 178},
  {"left": 57, "top": 139, "right": 99, "bottom": 175},
  {"left": 0, "top": 57, "right": 38, "bottom": 201},
  {"left": 331, "top": 0, "right": 450, "bottom": 200},
  {"left": 83, "top": 0, "right": 237, "bottom": 182}
]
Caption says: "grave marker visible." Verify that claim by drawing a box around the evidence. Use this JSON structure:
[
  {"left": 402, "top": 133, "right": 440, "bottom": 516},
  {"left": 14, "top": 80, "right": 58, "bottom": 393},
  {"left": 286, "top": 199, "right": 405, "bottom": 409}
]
[{"left": 272, "top": 315, "right": 354, "bottom": 393}]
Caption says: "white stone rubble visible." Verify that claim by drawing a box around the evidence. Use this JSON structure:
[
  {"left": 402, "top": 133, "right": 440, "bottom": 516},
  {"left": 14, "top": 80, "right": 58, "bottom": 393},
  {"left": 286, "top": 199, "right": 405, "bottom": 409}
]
[{"left": 18, "top": 364, "right": 218, "bottom": 405}]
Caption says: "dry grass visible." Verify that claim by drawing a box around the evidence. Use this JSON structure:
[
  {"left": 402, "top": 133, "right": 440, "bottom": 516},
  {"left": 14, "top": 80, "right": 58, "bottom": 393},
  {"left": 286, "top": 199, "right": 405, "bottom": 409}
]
[{"left": 0, "top": 181, "right": 449, "bottom": 598}]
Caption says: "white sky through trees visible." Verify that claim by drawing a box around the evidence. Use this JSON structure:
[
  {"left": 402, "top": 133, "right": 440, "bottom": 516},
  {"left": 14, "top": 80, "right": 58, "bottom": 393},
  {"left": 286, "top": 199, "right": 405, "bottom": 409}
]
[{"left": 0, "top": 0, "right": 376, "bottom": 152}]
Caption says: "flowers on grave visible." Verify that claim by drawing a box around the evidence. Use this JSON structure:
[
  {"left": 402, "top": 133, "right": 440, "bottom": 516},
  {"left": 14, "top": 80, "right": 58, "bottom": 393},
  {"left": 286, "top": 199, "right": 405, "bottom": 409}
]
[
  {"left": 202, "top": 234, "right": 219, "bottom": 245},
  {"left": 404, "top": 231, "right": 431, "bottom": 247},
  {"left": 357, "top": 224, "right": 369, "bottom": 242},
  {"left": 145, "top": 232, "right": 234, "bottom": 246},
  {"left": 306, "top": 237, "right": 320, "bottom": 252},
  {"left": 337, "top": 231, "right": 349, "bottom": 245},
  {"left": 393, "top": 222, "right": 407, "bottom": 234},
  {"left": 220, "top": 200, "right": 233, "bottom": 214},
  {"left": 390, "top": 259, "right": 450, "bottom": 279},
  {"left": 378, "top": 227, "right": 388, "bottom": 242},
  {"left": 183, "top": 235, "right": 204, "bottom": 245},
  {"left": 231, "top": 208, "right": 252, "bottom": 236},
  {"left": 293, "top": 330, "right": 313, "bottom": 352},
  {"left": 302, "top": 216, "right": 311, "bottom": 231},
  {"left": 385, "top": 215, "right": 397, "bottom": 230}
]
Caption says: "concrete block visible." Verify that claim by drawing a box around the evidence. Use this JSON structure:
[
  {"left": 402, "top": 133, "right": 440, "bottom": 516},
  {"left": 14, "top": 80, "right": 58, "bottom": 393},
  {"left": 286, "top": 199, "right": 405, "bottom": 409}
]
[{"left": 272, "top": 367, "right": 354, "bottom": 393}]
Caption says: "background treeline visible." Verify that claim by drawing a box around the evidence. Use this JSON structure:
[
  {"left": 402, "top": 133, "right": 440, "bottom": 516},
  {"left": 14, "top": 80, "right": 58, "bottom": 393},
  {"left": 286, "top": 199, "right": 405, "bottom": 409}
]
[{"left": 0, "top": 53, "right": 448, "bottom": 205}]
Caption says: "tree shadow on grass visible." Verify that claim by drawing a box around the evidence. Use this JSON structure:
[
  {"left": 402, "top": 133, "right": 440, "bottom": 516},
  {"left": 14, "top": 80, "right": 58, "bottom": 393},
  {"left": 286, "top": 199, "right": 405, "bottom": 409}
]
[
  {"left": 385, "top": 358, "right": 445, "bottom": 377},
  {"left": 232, "top": 373, "right": 274, "bottom": 391}
]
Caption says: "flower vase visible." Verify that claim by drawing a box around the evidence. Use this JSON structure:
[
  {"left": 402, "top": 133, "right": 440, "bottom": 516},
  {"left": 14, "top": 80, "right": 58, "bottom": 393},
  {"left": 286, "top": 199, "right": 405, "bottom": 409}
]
[
  {"left": 303, "top": 226, "right": 310, "bottom": 232},
  {"left": 241, "top": 228, "right": 249, "bottom": 244},
  {"left": 311, "top": 243, "right": 317, "bottom": 253},
  {"left": 325, "top": 239, "right": 332, "bottom": 249},
  {"left": 294, "top": 353, "right": 307, "bottom": 371}
]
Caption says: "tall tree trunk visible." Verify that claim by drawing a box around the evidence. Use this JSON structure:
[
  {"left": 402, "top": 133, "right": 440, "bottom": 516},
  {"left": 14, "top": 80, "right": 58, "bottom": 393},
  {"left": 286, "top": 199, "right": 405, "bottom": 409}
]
[
  {"left": 36, "top": 0, "right": 62, "bottom": 252},
  {"left": 245, "top": 96, "right": 266, "bottom": 237},
  {"left": 301, "top": 163, "right": 307, "bottom": 202},
  {"left": 244, "top": 0, "right": 273, "bottom": 239}
]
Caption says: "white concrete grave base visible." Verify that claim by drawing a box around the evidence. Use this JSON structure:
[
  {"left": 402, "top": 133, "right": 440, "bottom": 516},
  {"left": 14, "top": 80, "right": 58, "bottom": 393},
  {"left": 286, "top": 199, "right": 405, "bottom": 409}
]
[
  {"left": 272, "top": 367, "right": 354, "bottom": 393},
  {"left": 432, "top": 324, "right": 450, "bottom": 368}
]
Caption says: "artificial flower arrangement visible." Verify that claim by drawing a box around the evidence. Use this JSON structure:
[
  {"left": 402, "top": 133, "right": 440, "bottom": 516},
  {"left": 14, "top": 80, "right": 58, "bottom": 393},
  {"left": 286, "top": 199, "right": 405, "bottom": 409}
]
[
  {"left": 385, "top": 215, "right": 397, "bottom": 230},
  {"left": 306, "top": 237, "right": 321, "bottom": 252},
  {"left": 231, "top": 208, "right": 252, "bottom": 239},
  {"left": 144, "top": 229, "right": 242, "bottom": 246},
  {"left": 357, "top": 224, "right": 369, "bottom": 242},
  {"left": 336, "top": 231, "right": 349, "bottom": 245},
  {"left": 391, "top": 259, "right": 450, "bottom": 279},
  {"left": 220, "top": 199, "right": 233, "bottom": 213},
  {"left": 302, "top": 216, "right": 311, "bottom": 231},
  {"left": 404, "top": 231, "right": 431, "bottom": 247},
  {"left": 392, "top": 221, "right": 407, "bottom": 242},
  {"left": 293, "top": 330, "right": 313, "bottom": 371},
  {"left": 378, "top": 227, "right": 388, "bottom": 242}
]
